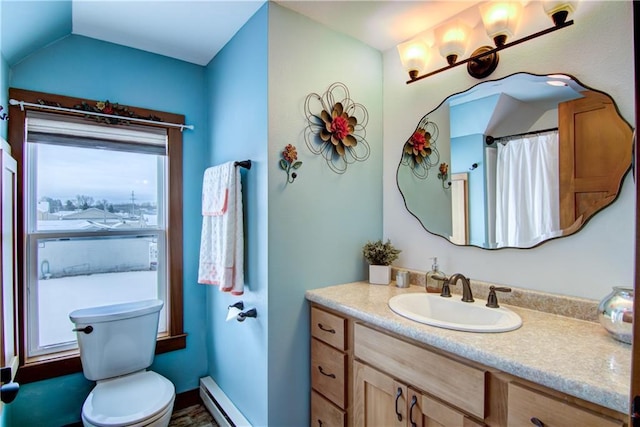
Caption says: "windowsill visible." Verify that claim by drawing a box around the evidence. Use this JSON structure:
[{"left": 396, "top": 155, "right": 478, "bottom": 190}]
[{"left": 15, "top": 334, "right": 187, "bottom": 384}]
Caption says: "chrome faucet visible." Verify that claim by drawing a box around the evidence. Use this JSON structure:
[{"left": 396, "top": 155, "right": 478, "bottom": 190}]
[{"left": 444, "top": 273, "right": 474, "bottom": 302}]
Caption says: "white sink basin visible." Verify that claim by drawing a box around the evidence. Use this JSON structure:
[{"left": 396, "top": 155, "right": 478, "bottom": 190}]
[{"left": 388, "top": 293, "right": 522, "bottom": 332}]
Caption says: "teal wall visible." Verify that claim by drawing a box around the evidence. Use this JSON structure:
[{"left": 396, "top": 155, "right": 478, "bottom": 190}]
[
  {"left": 450, "top": 95, "right": 503, "bottom": 247},
  {"left": 397, "top": 100, "right": 453, "bottom": 239},
  {"left": 450, "top": 94, "right": 499, "bottom": 139},
  {"left": 8, "top": 374, "right": 93, "bottom": 427},
  {"left": 204, "top": 4, "right": 269, "bottom": 426},
  {"left": 7, "top": 35, "right": 209, "bottom": 426},
  {"left": 267, "top": 4, "right": 383, "bottom": 425},
  {"left": 1, "top": 2, "right": 384, "bottom": 426},
  {"left": 450, "top": 134, "right": 485, "bottom": 246},
  {"left": 0, "top": 404, "right": 6, "bottom": 427},
  {"left": 0, "top": 0, "right": 71, "bottom": 66},
  {"left": 1, "top": 52, "right": 7, "bottom": 140}
]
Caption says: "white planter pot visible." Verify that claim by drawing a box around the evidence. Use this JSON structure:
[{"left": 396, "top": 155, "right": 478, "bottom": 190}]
[{"left": 369, "top": 265, "right": 391, "bottom": 285}]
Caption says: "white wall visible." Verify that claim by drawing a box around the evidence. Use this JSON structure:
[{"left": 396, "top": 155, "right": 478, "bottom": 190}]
[{"left": 384, "top": 1, "right": 635, "bottom": 300}]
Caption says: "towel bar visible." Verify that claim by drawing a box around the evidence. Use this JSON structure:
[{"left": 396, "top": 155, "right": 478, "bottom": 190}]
[{"left": 234, "top": 160, "right": 251, "bottom": 170}]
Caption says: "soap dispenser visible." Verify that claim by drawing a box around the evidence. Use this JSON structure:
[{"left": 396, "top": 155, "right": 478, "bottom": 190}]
[{"left": 426, "top": 257, "right": 446, "bottom": 293}]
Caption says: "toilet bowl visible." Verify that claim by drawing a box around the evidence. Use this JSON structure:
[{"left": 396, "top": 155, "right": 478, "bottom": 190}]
[
  {"left": 82, "top": 371, "right": 175, "bottom": 427},
  {"left": 70, "top": 300, "right": 176, "bottom": 427}
]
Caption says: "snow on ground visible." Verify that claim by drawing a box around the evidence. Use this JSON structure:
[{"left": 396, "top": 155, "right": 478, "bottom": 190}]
[{"left": 38, "top": 270, "right": 165, "bottom": 347}]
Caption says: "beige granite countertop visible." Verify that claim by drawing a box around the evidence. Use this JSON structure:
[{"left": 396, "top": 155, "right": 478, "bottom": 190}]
[{"left": 305, "top": 282, "right": 631, "bottom": 414}]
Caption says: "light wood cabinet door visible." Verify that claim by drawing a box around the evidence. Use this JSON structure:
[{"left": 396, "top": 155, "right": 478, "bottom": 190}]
[
  {"left": 353, "top": 360, "right": 407, "bottom": 427},
  {"left": 407, "top": 388, "right": 484, "bottom": 427}
]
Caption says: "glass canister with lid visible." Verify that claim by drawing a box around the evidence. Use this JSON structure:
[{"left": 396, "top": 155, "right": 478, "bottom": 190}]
[{"left": 598, "top": 286, "right": 633, "bottom": 344}]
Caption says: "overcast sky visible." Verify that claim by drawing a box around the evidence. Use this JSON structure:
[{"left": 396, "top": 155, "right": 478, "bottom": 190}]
[{"left": 36, "top": 144, "right": 160, "bottom": 205}]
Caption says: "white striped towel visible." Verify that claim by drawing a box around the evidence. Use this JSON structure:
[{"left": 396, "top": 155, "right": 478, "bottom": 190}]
[{"left": 198, "top": 161, "right": 244, "bottom": 295}]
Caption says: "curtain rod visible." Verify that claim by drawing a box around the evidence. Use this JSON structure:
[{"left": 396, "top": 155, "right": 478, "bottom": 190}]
[
  {"left": 486, "top": 127, "right": 558, "bottom": 145},
  {"left": 9, "top": 99, "right": 194, "bottom": 132}
]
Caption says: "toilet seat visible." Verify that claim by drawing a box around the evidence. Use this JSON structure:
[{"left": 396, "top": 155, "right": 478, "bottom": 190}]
[{"left": 82, "top": 370, "right": 175, "bottom": 427}]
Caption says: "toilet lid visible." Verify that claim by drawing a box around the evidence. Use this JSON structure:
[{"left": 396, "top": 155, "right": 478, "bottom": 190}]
[{"left": 83, "top": 371, "right": 175, "bottom": 427}]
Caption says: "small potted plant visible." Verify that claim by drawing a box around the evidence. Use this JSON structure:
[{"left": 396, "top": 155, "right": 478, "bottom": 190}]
[{"left": 362, "top": 239, "right": 402, "bottom": 285}]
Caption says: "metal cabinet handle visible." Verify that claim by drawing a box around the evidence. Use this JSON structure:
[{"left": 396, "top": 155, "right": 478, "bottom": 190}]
[
  {"left": 409, "top": 395, "right": 418, "bottom": 427},
  {"left": 530, "top": 417, "right": 545, "bottom": 426},
  {"left": 318, "top": 366, "right": 336, "bottom": 378},
  {"left": 72, "top": 325, "right": 93, "bottom": 334},
  {"left": 317, "top": 323, "right": 335, "bottom": 334},
  {"left": 395, "top": 387, "right": 403, "bottom": 421}
]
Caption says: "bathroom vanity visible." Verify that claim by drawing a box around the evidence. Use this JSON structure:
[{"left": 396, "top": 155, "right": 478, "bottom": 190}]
[{"left": 306, "top": 282, "right": 630, "bottom": 427}]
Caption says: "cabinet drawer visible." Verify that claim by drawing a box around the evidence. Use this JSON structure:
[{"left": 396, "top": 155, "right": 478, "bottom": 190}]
[
  {"left": 413, "top": 391, "right": 485, "bottom": 427},
  {"left": 354, "top": 323, "right": 486, "bottom": 419},
  {"left": 507, "top": 383, "right": 624, "bottom": 427},
  {"left": 311, "top": 390, "right": 345, "bottom": 427},
  {"left": 311, "top": 338, "right": 347, "bottom": 408},
  {"left": 311, "top": 307, "right": 346, "bottom": 350}
]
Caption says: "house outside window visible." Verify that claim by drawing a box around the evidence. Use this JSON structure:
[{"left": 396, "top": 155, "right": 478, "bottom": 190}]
[{"left": 8, "top": 88, "right": 185, "bottom": 382}]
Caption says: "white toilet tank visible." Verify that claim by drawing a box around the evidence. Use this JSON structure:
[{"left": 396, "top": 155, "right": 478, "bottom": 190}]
[{"left": 69, "top": 299, "right": 164, "bottom": 381}]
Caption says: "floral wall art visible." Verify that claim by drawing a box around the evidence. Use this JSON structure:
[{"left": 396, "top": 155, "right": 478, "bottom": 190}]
[
  {"left": 401, "top": 117, "right": 441, "bottom": 179},
  {"left": 304, "top": 82, "right": 369, "bottom": 174},
  {"left": 279, "top": 144, "right": 301, "bottom": 183}
]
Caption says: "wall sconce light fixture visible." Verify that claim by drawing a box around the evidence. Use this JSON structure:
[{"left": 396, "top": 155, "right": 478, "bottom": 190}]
[
  {"left": 397, "top": 39, "right": 431, "bottom": 80},
  {"left": 400, "top": 1, "right": 577, "bottom": 84},
  {"left": 434, "top": 19, "right": 471, "bottom": 66}
]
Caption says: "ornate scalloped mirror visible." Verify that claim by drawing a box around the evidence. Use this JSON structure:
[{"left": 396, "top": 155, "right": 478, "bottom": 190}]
[{"left": 397, "top": 72, "right": 633, "bottom": 249}]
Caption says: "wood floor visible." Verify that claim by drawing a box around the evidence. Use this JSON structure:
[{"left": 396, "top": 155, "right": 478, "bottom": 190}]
[
  {"left": 61, "top": 393, "right": 218, "bottom": 427},
  {"left": 169, "top": 404, "right": 218, "bottom": 427}
]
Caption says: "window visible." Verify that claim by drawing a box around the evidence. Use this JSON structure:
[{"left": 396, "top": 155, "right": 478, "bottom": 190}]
[{"left": 8, "top": 88, "right": 185, "bottom": 383}]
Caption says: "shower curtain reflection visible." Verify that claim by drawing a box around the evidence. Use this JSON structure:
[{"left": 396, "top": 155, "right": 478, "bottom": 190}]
[{"left": 491, "top": 130, "right": 561, "bottom": 248}]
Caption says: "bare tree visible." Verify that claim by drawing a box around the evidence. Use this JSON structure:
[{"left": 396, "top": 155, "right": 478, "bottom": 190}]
[{"left": 76, "top": 195, "right": 94, "bottom": 210}]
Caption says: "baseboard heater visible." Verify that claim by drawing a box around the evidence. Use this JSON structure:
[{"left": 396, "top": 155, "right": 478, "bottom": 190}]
[{"left": 199, "top": 376, "right": 251, "bottom": 427}]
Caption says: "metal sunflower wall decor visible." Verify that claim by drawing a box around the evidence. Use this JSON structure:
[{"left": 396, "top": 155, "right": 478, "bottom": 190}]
[
  {"left": 401, "top": 117, "right": 440, "bottom": 179},
  {"left": 304, "top": 82, "right": 370, "bottom": 174}
]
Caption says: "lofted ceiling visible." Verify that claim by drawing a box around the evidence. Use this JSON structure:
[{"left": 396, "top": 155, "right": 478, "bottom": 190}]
[{"left": 1, "top": 0, "right": 480, "bottom": 67}]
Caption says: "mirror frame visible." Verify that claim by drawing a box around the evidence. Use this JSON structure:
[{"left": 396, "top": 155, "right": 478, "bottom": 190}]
[{"left": 396, "top": 72, "right": 634, "bottom": 250}]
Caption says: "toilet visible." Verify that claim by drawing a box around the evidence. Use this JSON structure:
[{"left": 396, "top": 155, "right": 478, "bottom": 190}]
[{"left": 69, "top": 300, "right": 176, "bottom": 427}]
